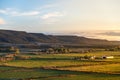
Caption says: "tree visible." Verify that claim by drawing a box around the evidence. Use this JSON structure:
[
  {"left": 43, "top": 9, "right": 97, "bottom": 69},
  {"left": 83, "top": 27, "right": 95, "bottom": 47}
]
[
  {"left": 15, "top": 48, "right": 20, "bottom": 54},
  {"left": 9, "top": 46, "right": 16, "bottom": 52},
  {"left": 47, "top": 48, "right": 54, "bottom": 54}
]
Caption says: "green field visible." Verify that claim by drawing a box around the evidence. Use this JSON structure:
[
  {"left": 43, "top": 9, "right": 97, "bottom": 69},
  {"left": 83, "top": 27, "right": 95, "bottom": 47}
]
[{"left": 0, "top": 51, "right": 120, "bottom": 80}]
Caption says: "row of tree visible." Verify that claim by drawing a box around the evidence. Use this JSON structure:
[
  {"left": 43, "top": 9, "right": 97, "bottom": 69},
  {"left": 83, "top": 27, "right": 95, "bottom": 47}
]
[
  {"left": 0, "top": 46, "right": 20, "bottom": 54},
  {"left": 41, "top": 47, "right": 70, "bottom": 54},
  {"left": 105, "top": 46, "right": 120, "bottom": 51}
]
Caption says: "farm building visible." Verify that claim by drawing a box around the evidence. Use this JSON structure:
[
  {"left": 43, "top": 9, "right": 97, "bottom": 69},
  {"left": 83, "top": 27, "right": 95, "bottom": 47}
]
[{"left": 102, "top": 56, "right": 114, "bottom": 59}]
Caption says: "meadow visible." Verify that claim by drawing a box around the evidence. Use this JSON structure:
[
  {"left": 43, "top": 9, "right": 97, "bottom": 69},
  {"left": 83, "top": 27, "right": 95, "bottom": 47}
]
[{"left": 0, "top": 51, "right": 120, "bottom": 80}]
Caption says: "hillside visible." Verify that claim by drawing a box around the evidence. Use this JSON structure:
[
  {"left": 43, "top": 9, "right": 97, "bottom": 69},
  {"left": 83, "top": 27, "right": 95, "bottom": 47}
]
[{"left": 0, "top": 30, "right": 119, "bottom": 46}]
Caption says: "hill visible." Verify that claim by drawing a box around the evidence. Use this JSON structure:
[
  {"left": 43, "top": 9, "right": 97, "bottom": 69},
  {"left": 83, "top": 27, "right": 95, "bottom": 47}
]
[{"left": 0, "top": 30, "right": 119, "bottom": 47}]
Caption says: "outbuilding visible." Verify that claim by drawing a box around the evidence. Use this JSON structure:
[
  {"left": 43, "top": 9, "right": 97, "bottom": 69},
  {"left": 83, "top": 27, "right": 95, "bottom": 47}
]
[{"left": 102, "top": 56, "right": 114, "bottom": 59}]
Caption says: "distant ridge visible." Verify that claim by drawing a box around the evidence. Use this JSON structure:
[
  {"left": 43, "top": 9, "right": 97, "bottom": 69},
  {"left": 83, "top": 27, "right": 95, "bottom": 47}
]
[{"left": 0, "top": 29, "right": 119, "bottom": 46}]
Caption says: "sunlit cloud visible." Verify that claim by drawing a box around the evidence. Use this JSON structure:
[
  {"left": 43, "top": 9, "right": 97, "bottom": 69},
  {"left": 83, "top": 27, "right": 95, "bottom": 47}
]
[
  {"left": 41, "top": 12, "right": 64, "bottom": 19},
  {"left": 0, "top": 18, "right": 5, "bottom": 24},
  {"left": 11, "top": 11, "right": 40, "bottom": 16},
  {"left": 41, "top": 12, "right": 65, "bottom": 24}
]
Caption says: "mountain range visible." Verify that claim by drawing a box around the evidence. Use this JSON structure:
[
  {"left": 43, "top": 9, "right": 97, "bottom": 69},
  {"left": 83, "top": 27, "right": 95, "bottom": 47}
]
[{"left": 0, "top": 30, "right": 119, "bottom": 46}]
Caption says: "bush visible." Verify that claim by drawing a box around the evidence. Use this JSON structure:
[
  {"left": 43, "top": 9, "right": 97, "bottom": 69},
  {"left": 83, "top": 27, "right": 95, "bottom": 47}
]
[{"left": 15, "top": 55, "right": 30, "bottom": 60}]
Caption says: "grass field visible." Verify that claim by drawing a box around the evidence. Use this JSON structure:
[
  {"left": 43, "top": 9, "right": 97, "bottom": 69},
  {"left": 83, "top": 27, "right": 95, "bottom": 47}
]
[
  {"left": 0, "top": 66, "right": 119, "bottom": 80},
  {"left": 0, "top": 51, "right": 120, "bottom": 80}
]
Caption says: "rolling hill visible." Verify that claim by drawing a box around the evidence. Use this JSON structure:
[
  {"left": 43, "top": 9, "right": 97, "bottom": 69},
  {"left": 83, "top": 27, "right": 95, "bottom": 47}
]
[{"left": 0, "top": 30, "right": 119, "bottom": 46}]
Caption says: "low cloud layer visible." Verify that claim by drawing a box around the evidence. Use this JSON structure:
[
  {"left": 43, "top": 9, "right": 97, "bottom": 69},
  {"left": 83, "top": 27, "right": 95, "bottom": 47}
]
[
  {"left": 98, "top": 31, "right": 120, "bottom": 36},
  {"left": 81, "top": 31, "right": 120, "bottom": 41},
  {"left": 62, "top": 30, "right": 120, "bottom": 41}
]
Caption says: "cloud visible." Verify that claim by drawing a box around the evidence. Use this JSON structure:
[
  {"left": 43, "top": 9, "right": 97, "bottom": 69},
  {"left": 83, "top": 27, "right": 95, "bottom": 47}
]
[
  {"left": 41, "top": 12, "right": 64, "bottom": 19},
  {"left": 0, "top": 8, "right": 14, "bottom": 15},
  {"left": 0, "top": 10, "right": 7, "bottom": 14},
  {"left": 40, "top": 12, "right": 65, "bottom": 24},
  {"left": 0, "top": 8, "right": 11, "bottom": 14},
  {"left": 0, "top": 18, "right": 5, "bottom": 24},
  {"left": 98, "top": 31, "right": 120, "bottom": 36},
  {"left": 0, "top": 8, "right": 40, "bottom": 16},
  {"left": 11, "top": 11, "right": 40, "bottom": 16},
  {"left": 73, "top": 30, "right": 120, "bottom": 41}
]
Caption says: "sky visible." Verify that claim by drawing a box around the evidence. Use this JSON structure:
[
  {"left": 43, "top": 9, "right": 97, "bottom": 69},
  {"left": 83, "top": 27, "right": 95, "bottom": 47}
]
[{"left": 0, "top": 0, "right": 120, "bottom": 41}]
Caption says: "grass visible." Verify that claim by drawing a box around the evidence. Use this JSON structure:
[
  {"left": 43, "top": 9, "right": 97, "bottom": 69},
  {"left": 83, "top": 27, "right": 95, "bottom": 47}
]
[
  {"left": 4, "top": 51, "right": 120, "bottom": 68},
  {"left": 0, "top": 66, "right": 119, "bottom": 80},
  {"left": 5, "top": 58, "right": 118, "bottom": 68},
  {"left": 56, "top": 64, "right": 120, "bottom": 74},
  {"left": 23, "top": 51, "right": 120, "bottom": 58},
  {"left": 0, "top": 51, "right": 120, "bottom": 80},
  {"left": 44, "top": 73, "right": 120, "bottom": 80},
  {"left": 4, "top": 60, "right": 104, "bottom": 68},
  {"left": 0, "top": 66, "right": 75, "bottom": 79}
]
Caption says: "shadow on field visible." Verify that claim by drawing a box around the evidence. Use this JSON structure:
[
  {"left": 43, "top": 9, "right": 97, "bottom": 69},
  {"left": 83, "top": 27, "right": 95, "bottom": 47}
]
[
  {"left": 30, "top": 57, "right": 71, "bottom": 60},
  {"left": 0, "top": 65, "right": 120, "bottom": 80},
  {"left": 0, "top": 79, "right": 11, "bottom": 80}
]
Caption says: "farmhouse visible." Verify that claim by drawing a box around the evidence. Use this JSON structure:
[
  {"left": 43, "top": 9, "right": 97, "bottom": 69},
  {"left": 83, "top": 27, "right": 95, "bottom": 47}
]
[{"left": 102, "top": 56, "right": 114, "bottom": 59}]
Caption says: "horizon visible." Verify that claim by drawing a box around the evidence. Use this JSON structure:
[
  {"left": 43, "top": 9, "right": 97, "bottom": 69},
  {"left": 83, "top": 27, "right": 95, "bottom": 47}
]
[
  {"left": 0, "top": 0, "right": 120, "bottom": 41},
  {"left": 0, "top": 29, "right": 120, "bottom": 41}
]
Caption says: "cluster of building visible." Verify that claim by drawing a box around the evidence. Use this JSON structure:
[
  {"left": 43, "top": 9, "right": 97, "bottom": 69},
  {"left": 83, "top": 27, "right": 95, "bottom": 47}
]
[{"left": 74, "top": 55, "right": 114, "bottom": 60}]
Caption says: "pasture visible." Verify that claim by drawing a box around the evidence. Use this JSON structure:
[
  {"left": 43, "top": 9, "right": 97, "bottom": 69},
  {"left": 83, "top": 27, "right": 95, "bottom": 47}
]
[{"left": 0, "top": 51, "right": 120, "bottom": 80}]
